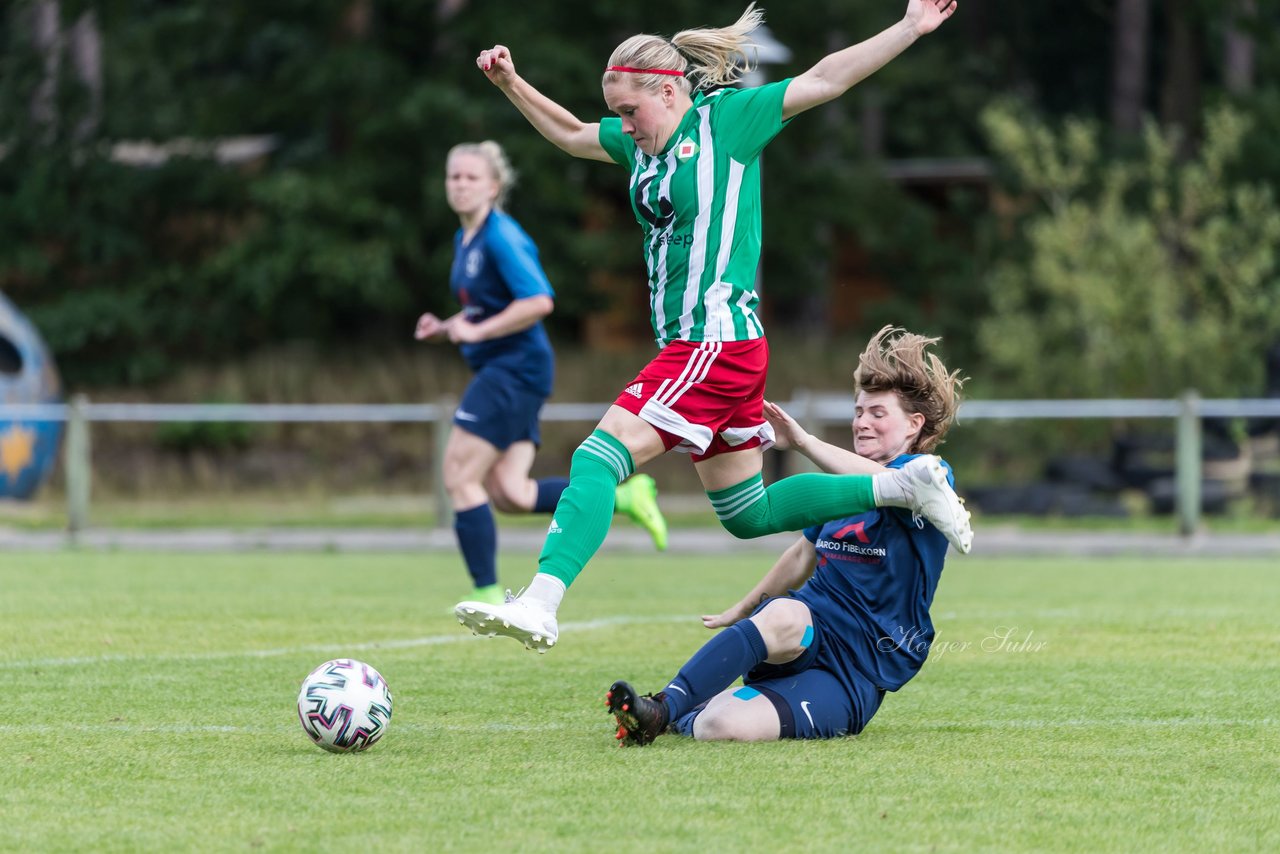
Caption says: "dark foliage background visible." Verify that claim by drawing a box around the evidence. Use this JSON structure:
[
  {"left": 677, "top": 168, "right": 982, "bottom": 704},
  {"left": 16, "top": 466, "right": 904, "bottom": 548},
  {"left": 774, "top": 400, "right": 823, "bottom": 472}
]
[{"left": 2, "top": 0, "right": 1277, "bottom": 389}]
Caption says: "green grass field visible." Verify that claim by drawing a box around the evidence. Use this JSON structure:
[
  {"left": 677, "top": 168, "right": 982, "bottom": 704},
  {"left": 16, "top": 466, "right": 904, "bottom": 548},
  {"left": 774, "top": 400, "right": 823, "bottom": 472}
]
[{"left": 1, "top": 549, "right": 1277, "bottom": 852}]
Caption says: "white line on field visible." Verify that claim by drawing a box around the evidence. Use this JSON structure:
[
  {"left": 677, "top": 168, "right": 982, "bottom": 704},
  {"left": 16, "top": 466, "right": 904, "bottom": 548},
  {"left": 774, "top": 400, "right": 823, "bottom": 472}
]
[
  {"left": 899, "top": 716, "right": 1278, "bottom": 730},
  {"left": 0, "top": 614, "right": 697, "bottom": 670},
  {"left": 0, "top": 721, "right": 567, "bottom": 735},
  {"left": 0, "top": 717, "right": 1272, "bottom": 737}
]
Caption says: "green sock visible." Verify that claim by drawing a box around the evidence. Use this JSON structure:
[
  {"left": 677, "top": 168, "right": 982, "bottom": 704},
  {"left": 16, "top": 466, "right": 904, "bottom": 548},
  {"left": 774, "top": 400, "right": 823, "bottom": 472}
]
[
  {"left": 707, "top": 472, "right": 877, "bottom": 539},
  {"left": 537, "top": 430, "right": 634, "bottom": 588}
]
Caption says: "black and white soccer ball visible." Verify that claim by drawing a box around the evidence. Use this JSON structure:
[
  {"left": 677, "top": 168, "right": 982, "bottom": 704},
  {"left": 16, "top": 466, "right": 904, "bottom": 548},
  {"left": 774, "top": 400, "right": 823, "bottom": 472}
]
[{"left": 296, "top": 659, "right": 393, "bottom": 753}]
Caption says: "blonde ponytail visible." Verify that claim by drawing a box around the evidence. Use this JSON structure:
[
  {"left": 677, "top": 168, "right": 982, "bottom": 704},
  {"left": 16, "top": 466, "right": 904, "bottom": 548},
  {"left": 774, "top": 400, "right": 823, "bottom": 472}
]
[{"left": 602, "top": 4, "right": 766, "bottom": 93}]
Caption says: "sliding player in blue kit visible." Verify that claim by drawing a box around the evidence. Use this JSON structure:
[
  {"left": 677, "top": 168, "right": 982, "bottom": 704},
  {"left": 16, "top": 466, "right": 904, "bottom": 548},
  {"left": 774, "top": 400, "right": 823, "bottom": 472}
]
[
  {"left": 416, "top": 141, "right": 667, "bottom": 605},
  {"left": 607, "top": 327, "right": 966, "bottom": 744}
]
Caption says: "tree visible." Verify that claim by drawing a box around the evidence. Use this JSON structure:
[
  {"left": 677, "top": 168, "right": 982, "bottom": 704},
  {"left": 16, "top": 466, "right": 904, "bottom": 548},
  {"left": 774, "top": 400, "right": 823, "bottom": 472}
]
[
  {"left": 979, "top": 102, "right": 1280, "bottom": 399},
  {"left": 1223, "top": 0, "right": 1257, "bottom": 95},
  {"left": 1160, "top": 0, "right": 1204, "bottom": 148},
  {"left": 1111, "top": 0, "right": 1150, "bottom": 134}
]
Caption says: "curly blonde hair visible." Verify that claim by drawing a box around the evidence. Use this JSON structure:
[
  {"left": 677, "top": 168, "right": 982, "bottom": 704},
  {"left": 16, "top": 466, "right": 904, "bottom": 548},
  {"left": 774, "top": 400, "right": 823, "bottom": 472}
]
[
  {"left": 601, "top": 3, "right": 765, "bottom": 94},
  {"left": 854, "top": 325, "right": 966, "bottom": 454},
  {"left": 446, "top": 140, "right": 517, "bottom": 210}
]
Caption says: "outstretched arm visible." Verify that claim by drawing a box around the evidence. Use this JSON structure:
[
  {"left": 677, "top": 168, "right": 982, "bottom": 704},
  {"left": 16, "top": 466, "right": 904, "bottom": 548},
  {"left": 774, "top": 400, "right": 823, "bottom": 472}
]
[
  {"left": 702, "top": 536, "right": 817, "bottom": 629},
  {"left": 781, "top": 0, "right": 957, "bottom": 121},
  {"left": 764, "top": 400, "right": 887, "bottom": 475},
  {"left": 477, "top": 45, "right": 612, "bottom": 163}
]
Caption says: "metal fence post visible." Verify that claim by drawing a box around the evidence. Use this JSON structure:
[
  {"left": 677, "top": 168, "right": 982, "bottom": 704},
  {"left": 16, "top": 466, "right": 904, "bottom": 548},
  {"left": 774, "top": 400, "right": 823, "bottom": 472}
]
[
  {"left": 1175, "top": 390, "right": 1202, "bottom": 536},
  {"left": 432, "top": 395, "right": 455, "bottom": 529},
  {"left": 65, "top": 394, "right": 91, "bottom": 537}
]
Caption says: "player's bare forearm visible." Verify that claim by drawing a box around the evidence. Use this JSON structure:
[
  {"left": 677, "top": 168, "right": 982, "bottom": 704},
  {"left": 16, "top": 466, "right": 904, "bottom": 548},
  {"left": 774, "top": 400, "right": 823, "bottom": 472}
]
[
  {"left": 475, "top": 46, "right": 608, "bottom": 161},
  {"left": 704, "top": 537, "right": 815, "bottom": 628},
  {"left": 794, "top": 435, "right": 887, "bottom": 476},
  {"left": 782, "top": 21, "right": 917, "bottom": 119},
  {"left": 451, "top": 295, "right": 552, "bottom": 343},
  {"left": 782, "top": 0, "right": 956, "bottom": 120},
  {"left": 480, "top": 294, "right": 552, "bottom": 338},
  {"left": 450, "top": 295, "right": 550, "bottom": 345},
  {"left": 501, "top": 76, "right": 611, "bottom": 163},
  {"left": 766, "top": 400, "right": 885, "bottom": 474}
]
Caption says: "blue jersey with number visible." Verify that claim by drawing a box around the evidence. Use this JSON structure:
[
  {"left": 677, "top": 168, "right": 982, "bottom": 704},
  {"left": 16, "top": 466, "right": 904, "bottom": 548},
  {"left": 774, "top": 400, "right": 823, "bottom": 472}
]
[
  {"left": 795, "top": 454, "right": 953, "bottom": 692},
  {"left": 450, "top": 209, "right": 555, "bottom": 394}
]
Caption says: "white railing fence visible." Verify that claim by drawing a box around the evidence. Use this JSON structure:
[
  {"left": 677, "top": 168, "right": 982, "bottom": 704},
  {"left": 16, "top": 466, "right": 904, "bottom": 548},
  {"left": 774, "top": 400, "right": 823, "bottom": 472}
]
[{"left": 4, "top": 391, "right": 1280, "bottom": 536}]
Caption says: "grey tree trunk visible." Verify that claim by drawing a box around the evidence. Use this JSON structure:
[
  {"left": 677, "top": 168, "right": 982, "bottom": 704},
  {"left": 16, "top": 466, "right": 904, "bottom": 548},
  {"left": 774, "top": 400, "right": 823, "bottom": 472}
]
[
  {"left": 1223, "top": 0, "right": 1256, "bottom": 95},
  {"left": 28, "top": 1, "right": 103, "bottom": 142},
  {"left": 1159, "top": 0, "right": 1203, "bottom": 147},
  {"left": 30, "top": 0, "right": 60, "bottom": 135},
  {"left": 68, "top": 10, "right": 102, "bottom": 141},
  {"left": 1110, "top": 0, "right": 1150, "bottom": 134}
]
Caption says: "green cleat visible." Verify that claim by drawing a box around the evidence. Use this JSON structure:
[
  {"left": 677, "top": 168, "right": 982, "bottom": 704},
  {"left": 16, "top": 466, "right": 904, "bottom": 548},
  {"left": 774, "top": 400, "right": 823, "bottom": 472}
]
[
  {"left": 470, "top": 583, "right": 506, "bottom": 606},
  {"left": 614, "top": 473, "right": 668, "bottom": 551}
]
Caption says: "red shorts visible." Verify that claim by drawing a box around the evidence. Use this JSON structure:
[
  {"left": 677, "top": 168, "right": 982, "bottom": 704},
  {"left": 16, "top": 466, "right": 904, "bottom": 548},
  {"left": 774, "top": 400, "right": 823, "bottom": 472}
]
[{"left": 613, "top": 339, "right": 774, "bottom": 461}]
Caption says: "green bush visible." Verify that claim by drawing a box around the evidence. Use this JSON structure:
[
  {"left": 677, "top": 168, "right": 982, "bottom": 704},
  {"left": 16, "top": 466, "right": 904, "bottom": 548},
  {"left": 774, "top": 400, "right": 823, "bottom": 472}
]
[{"left": 979, "top": 102, "right": 1280, "bottom": 399}]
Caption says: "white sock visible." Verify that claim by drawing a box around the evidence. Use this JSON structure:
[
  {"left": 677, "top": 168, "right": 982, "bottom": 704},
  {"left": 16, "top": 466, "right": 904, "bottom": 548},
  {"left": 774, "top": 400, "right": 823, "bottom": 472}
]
[
  {"left": 873, "top": 469, "right": 907, "bottom": 507},
  {"left": 523, "top": 573, "right": 566, "bottom": 612}
]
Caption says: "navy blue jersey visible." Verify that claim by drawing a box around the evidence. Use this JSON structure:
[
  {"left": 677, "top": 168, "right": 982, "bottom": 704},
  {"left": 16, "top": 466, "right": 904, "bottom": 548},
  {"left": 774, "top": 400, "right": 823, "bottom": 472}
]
[
  {"left": 794, "top": 454, "right": 953, "bottom": 692},
  {"left": 450, "top": 209, "right": 555, "bottom": 394}
]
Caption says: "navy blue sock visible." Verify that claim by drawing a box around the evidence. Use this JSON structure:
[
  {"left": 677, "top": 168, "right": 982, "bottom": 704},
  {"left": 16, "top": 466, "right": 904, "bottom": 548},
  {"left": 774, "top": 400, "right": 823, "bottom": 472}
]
[
  {"left": 661, "top": 620, "right": 769, "bottom": 720},
  {"left": 453, "top": 503, "right": 497, "bottom": 588},
  {"left": 533, "top": 478, "right": 569, "bottom": 514}
]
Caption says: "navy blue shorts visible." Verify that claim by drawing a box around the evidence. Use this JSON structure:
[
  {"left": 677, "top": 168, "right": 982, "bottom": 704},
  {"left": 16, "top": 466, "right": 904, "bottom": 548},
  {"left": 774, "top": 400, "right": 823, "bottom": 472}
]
[
  {"left": 454, "top": 365, "right": 547, "bottom": 450},
  {"left": 742, "top": 601, "right": 885, "bottom": 739}
]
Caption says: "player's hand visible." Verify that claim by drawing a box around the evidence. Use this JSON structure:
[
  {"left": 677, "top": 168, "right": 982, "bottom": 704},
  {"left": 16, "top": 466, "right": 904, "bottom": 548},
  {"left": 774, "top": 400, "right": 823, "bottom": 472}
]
[
  {"left": 763, "top": 400, "right": 810, "bottom": 453},
  {"left": 447, "top": 318, "right": 483, "bottom": 344},
  {"left": 476, "top": 45, "right": 516, "bottom": 87},
  {"left": 414, "top": 312, "right": 448, "bottom": 341},
  {"left": 702, "top": 603, "right": 751, "bottom": 630},
  {"left": 904, "top": 0, "right": 957, "bottom": 36}
]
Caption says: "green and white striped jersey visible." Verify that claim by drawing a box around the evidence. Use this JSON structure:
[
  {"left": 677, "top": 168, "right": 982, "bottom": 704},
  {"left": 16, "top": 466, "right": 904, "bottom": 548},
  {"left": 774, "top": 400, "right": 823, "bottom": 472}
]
[{"left": 599, "top": 79, "right": 792, "bottom": 345}]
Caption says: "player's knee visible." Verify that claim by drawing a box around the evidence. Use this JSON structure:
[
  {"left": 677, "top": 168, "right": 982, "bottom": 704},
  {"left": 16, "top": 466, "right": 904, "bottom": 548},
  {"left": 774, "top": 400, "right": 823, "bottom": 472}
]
[
  {"left": 482, "top": 473, "right": 518, "bottom": 512},
  {"left": 486, "top": 486, "right": 519, "bottom": 513},
  {"left": 693, "top": 700, "right": 779, "bottom": 742},
  {"left": 692, "top": 708, "right": 738, "bottom": 741},
  {"left": 717, "top": 515, "right": 756, "bottom": 540},
  {"left": 442, "top": 453, "right": 479, "bottom": 494},
  {"left": 569, "top": 434, "right": 630, "bottom": 485},
  {"left": 752, "top": 599, "right": 812, "bottom": 662},
  {"left": 442, "top": 463, "right": 478, "bottom": 496},
  {"left": 709, "top": 490, "right": 772, "bottom": 539},
  {"left": 714, "top": 504, "right": 770, "bottom": 539}
]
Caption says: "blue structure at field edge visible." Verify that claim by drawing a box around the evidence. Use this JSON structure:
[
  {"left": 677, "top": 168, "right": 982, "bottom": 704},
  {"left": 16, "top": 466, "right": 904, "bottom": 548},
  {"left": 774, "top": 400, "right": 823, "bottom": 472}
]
[{"left": 0, "top": 291, "right": 63, "bottom": 499}]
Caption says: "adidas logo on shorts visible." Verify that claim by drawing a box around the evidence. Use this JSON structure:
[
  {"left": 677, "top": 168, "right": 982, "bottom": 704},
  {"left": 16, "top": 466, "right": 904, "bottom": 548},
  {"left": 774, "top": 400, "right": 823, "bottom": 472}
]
[
  {"left": 548, "top": 517, "right": 562, "bottom": 534},
  {"left": 625, "top": 383, "right": 643, "bottom": 398}
]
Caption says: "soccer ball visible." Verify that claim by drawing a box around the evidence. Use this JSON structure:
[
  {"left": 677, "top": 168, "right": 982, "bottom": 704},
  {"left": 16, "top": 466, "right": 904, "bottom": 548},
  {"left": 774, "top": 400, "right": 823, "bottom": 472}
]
[{"left": 296, "top": 659, "right": 393, "bottom": 753}]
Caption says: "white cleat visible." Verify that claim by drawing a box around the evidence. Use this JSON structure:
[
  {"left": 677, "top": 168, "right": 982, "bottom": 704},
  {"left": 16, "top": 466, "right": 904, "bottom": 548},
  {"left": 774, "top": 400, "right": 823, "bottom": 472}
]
[
  {"left": 888, "top": 455, "right": 974, "bottom": 555},
  {"left": 454, "top": 594, "right": 559, "bottom": 653}
]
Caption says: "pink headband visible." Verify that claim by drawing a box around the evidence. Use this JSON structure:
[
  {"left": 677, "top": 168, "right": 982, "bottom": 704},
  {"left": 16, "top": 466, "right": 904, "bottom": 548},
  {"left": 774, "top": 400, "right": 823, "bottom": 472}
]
[{"left": 606, "top": 65, "right": 685, "bottom": 77}]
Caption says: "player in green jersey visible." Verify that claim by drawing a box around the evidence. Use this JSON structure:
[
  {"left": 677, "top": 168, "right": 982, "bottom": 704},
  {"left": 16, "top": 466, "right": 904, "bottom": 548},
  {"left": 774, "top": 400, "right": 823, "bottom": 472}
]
[{"left": 456, "top": 1, "right": 968, "bottom": 652}]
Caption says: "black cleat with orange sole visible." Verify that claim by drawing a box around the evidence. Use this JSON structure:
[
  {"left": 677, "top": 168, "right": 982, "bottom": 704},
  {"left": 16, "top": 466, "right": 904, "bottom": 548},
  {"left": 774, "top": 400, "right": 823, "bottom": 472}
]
[{"left": 605, "top": 680, "right": 670, "bottom": 747}]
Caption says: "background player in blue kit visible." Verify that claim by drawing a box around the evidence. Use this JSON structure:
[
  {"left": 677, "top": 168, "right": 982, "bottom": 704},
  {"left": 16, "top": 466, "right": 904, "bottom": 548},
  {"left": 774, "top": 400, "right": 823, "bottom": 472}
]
[
  {"left": 416, "top": 141, "right": 667, "bottom": 605},
  {"left": 607, "top": 326, "right": 966, "bottom": 744}
]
